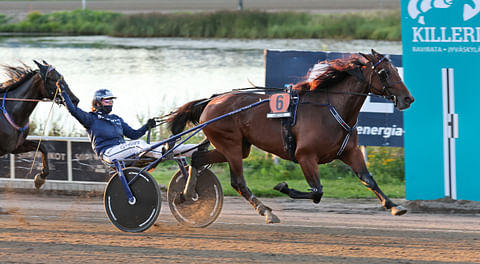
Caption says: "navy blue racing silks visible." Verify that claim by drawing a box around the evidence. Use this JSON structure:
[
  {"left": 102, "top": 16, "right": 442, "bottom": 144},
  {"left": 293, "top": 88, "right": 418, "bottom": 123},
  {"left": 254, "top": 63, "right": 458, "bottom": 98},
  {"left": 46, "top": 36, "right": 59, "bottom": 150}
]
[{"left": 62, "top": 91, "right": 148, "bottom": 156}]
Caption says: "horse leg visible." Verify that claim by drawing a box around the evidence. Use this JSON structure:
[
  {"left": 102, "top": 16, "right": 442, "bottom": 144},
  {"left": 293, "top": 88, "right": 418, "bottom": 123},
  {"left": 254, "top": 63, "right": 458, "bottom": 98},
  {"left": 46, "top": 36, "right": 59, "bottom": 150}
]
[
  {"left": 13, "top": 140, "right": 49, "bottom": 189},
  {"left": 229, "top": 155, "right": 280, "bottom": 224},
  {"left": 197, "top": 139, "right": 279, "bottom": 223},
  {"left": 274, "top": 157, "right": 323, "bottom": 203},
  {"left": 341, "top": 147, "right": 407, "bottom": 216}
]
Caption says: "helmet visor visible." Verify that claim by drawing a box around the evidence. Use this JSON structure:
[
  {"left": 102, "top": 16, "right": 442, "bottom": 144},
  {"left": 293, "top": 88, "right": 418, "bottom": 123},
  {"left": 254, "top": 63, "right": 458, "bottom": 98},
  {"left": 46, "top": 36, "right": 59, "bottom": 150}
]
[{"left": 102, "top": 98, "right": 114, "bottom": 104}]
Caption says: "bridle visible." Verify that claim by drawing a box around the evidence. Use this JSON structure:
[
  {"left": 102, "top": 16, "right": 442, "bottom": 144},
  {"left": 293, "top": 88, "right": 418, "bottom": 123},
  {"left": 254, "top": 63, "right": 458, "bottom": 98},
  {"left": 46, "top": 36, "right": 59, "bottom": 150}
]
[
  {"left": 366, "top": 55, "right": 401, "bottom": 107},
  {"left": 40, "top": 65, "right": 64, "bottom": 104}
]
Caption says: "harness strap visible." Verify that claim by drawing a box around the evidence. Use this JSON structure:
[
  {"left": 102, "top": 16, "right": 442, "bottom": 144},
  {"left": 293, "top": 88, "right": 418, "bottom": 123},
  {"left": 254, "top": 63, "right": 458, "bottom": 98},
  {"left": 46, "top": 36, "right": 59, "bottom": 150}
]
[
  {"left": 328, "top": 104, "right": 358, "bottom": 156},
  {"left": 328, "top": 105, "right": 355, "bottom": 133},
  {"left": 1, "top": 91, "right": 29, "bottom": 148},
  {"left": 301, "top": 94, "right": 357, "bottom": 157},
  {"left": 373, "top": 56, "right": 387, "bottom": 69},
  {"left": 280, "top": 89, "right": 299, "bottom": 163}
]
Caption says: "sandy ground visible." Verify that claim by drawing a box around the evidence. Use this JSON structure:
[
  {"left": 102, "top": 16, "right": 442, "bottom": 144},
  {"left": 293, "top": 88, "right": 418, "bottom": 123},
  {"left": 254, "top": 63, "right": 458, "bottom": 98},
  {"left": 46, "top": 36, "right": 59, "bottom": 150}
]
[
  {"left": 0, "top": 191, "right": 478, "bottom": 263},
  {"left": 0, "top": 0, "right": 400, "bottom": 21}
]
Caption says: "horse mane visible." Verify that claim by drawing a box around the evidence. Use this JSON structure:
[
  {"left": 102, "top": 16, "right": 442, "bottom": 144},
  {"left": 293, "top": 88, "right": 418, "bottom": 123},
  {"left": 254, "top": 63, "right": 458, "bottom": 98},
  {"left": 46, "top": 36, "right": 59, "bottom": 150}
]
[
  {"left": 0, "top": 64, "right": 38, "bottom": 92},
  {"left": 293, "top": 56, "right": 365, "bottom": 93}
]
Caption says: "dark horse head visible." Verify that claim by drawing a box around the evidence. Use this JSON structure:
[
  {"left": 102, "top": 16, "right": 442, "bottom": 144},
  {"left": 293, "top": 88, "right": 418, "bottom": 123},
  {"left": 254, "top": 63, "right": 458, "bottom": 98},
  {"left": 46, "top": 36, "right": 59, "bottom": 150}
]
[
  {"left": 33, "top": 60, "right": 79, "bottom": 106},
  {"left": 0, "top": 60, "right": 80, "bottom": 189},
  {"left": 359, "top": 49, "right": 414, "bottom": 110}
]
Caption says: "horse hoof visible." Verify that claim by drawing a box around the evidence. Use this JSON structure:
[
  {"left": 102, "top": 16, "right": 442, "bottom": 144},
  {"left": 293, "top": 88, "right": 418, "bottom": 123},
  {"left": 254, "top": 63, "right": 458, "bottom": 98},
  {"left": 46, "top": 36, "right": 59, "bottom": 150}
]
[
  {"left": 265, "top": 210, "right": 280, "bottom": 224},
  {"left": 33, "top": 174, "right": 45, "bottom": 189},
  {"left": 391, "top": 205, "right": 407, "bottom": 216},
  {"left": 273, "top": 182, "right": 289, "bottom": 194},
  {"left": 312, "top": 191, "right": 323, "bottom": 204}
]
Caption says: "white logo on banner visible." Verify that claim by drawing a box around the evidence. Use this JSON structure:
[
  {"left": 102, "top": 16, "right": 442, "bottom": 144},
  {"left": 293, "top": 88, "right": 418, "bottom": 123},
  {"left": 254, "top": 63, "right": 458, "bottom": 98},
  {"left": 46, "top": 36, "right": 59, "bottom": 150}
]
[{"left": 408, "top": 0, "right": 480, "bottom": 24}]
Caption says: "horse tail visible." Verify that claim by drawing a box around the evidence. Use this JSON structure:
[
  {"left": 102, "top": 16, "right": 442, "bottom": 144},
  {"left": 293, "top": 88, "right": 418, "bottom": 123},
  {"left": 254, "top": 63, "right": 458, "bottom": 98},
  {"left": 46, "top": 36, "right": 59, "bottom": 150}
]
[{"left": 168, "top": 98, "right": 209, "bottom": 135}]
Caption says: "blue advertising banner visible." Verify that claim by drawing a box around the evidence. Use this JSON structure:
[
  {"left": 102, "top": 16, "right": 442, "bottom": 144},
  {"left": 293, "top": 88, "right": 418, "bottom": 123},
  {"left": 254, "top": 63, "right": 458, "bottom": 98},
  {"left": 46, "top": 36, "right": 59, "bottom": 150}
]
[
  {"left": 402, "top": 0, "right": 480, "bottom": 201},
  {"left": 265, "top": 50, "right": 404, "bottom": 147}
]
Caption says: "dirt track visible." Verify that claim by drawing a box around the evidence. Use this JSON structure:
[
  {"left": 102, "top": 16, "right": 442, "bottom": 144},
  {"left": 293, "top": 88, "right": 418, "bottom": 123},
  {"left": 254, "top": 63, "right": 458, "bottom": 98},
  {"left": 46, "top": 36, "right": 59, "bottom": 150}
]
[{"left": 0, "top": 191, "right": 478, "bottom": 263}]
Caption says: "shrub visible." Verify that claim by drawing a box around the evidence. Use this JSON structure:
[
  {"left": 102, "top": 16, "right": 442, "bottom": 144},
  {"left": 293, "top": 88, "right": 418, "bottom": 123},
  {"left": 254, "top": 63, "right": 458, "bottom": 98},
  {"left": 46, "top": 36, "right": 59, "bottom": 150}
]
[
  {"left": 367, "top": 146, "right": 404, "bottom": 183},
  {"left": 0, "top": 9, "right": 401, "bottom": 40}
]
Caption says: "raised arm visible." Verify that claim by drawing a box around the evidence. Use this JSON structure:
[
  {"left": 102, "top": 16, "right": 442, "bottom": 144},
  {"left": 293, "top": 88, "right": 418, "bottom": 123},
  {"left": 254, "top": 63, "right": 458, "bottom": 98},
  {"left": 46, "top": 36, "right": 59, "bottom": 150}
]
[{"left": 61, "top": 90, "right": 93, "bottom": 129}]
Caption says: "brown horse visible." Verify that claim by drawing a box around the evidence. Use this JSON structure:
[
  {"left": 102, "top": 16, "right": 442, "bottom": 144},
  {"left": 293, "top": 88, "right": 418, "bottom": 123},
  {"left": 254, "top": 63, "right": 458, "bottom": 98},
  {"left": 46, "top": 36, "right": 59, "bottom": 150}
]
[
  {"left": 0, "top": 61, "right": 79, "bottom": 188},
  {"left": 168, "top": 49, "right": 414, "bottom": 223}
]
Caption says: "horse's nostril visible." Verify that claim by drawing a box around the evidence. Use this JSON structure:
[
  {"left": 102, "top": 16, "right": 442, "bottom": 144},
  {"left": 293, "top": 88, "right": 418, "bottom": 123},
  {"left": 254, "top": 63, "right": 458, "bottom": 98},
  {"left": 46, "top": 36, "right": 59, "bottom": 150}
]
[{"left": 405, "top": 96, "right": 414, "bottom": 104}]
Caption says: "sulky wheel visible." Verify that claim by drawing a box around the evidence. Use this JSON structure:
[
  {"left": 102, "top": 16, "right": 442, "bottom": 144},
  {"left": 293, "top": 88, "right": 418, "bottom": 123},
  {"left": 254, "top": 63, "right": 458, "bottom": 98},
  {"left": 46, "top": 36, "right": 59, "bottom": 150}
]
[
  {"left": 104, "top": 167, "right": 161, "bottom": 232},
  {"left": 167, "top": 167, "right": 223, "bottom": 228}
]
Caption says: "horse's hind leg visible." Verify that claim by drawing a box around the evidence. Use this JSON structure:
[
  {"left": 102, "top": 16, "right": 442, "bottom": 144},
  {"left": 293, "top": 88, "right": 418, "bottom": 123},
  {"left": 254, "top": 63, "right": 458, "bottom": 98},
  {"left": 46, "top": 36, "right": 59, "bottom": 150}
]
[
  {"left": 274, "top": 156, "right": 323, "bottom": 203},
  {"left": 229, "top": 155, "right": 280, "bottom": 224},
  {"left": 13, "top": 140, "right": 49, "bottom": 189},
  {"left": 199, "top": 141, "right": 280, "bottom": 224},
  {"left": 341, "top": 147, "right": 407, "bottom": 216},
  {"left": 190, "top": 147, "right": 227, "bottom": 168}
]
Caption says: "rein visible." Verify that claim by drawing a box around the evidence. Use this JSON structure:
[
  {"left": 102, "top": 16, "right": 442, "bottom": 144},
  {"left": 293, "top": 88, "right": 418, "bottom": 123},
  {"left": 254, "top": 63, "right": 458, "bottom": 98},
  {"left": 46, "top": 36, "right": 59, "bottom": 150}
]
[
  {"left": 3, "top": 97, "right": 52, "bottom": 102},
  {"left": 29, "top": 84, "right": 60, "bottom": 174},
  {"left": 29, "top": 74, "right": 63, "bottom": 174},
  {"left": 236, "top": 85, "right": 391, "bottom": 100}
]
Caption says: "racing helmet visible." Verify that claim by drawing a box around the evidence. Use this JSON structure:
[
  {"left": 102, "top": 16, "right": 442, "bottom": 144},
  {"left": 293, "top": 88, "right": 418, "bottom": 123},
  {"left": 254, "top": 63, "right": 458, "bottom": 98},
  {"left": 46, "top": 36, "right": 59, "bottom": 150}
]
[{"left": 91, "top": 89, "right": 117, "bottom": 113}]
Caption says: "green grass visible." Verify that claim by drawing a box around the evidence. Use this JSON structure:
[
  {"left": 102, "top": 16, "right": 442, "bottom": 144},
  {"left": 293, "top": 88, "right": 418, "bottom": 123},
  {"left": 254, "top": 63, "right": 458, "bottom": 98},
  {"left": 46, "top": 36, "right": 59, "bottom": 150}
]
[
  {"left": 0, "top": 9, "right": 120, "bottom": 34},
  {"left": 0, "top": 9, "right": 402, "bottom": 40},
  {"left": 150, "top": 146, "right": 405, "bottom": 199}
]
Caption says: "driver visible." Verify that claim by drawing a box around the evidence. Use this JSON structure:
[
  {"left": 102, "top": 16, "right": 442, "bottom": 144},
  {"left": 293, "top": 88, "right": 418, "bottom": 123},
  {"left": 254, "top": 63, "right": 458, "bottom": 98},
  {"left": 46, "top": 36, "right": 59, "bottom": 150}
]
[{"left": 59, "top": 85, "right": 196, "bottom": 163}]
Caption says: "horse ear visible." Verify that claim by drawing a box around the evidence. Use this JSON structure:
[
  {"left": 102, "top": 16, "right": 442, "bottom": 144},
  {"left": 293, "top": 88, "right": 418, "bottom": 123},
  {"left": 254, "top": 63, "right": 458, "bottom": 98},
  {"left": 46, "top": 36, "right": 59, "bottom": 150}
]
[
  {"left": 359, "top": 52, "right": 373, "bottom": 62},
  {"left": 33, "top": 60, "right": 48, "bottom": 80},
  {"left": 371, "top": 49, "right": 384, "bottom": 59},
  {"left": 33, "top": 60, "right": 43, "bottom": 68},
  {"left": 42, "top": 60, "right": 49, "bottom": 65}
]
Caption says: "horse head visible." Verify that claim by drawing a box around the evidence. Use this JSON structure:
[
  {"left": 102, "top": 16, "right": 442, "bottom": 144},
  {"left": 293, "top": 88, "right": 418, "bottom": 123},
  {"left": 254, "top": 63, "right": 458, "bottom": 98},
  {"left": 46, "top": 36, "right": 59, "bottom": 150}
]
[
  {"left": 33, "top": 60, "right": 80, "bottom": 106},
  {"left": 359, "top": 49, "right": 414, "bottom": 110}
]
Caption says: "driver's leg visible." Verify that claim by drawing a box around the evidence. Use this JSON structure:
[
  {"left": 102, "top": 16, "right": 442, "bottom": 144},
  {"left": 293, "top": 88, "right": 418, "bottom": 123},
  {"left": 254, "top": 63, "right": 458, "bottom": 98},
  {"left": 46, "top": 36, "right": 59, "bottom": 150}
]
[
  {"left": 172, "top": 144, "right": 198, "bottom": 157},
  {"left": 147, "top": 143, "right": 198, "bottom": 158},
  {"left": 102, "top": 140, "right": 152, "bottom": 162}
]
